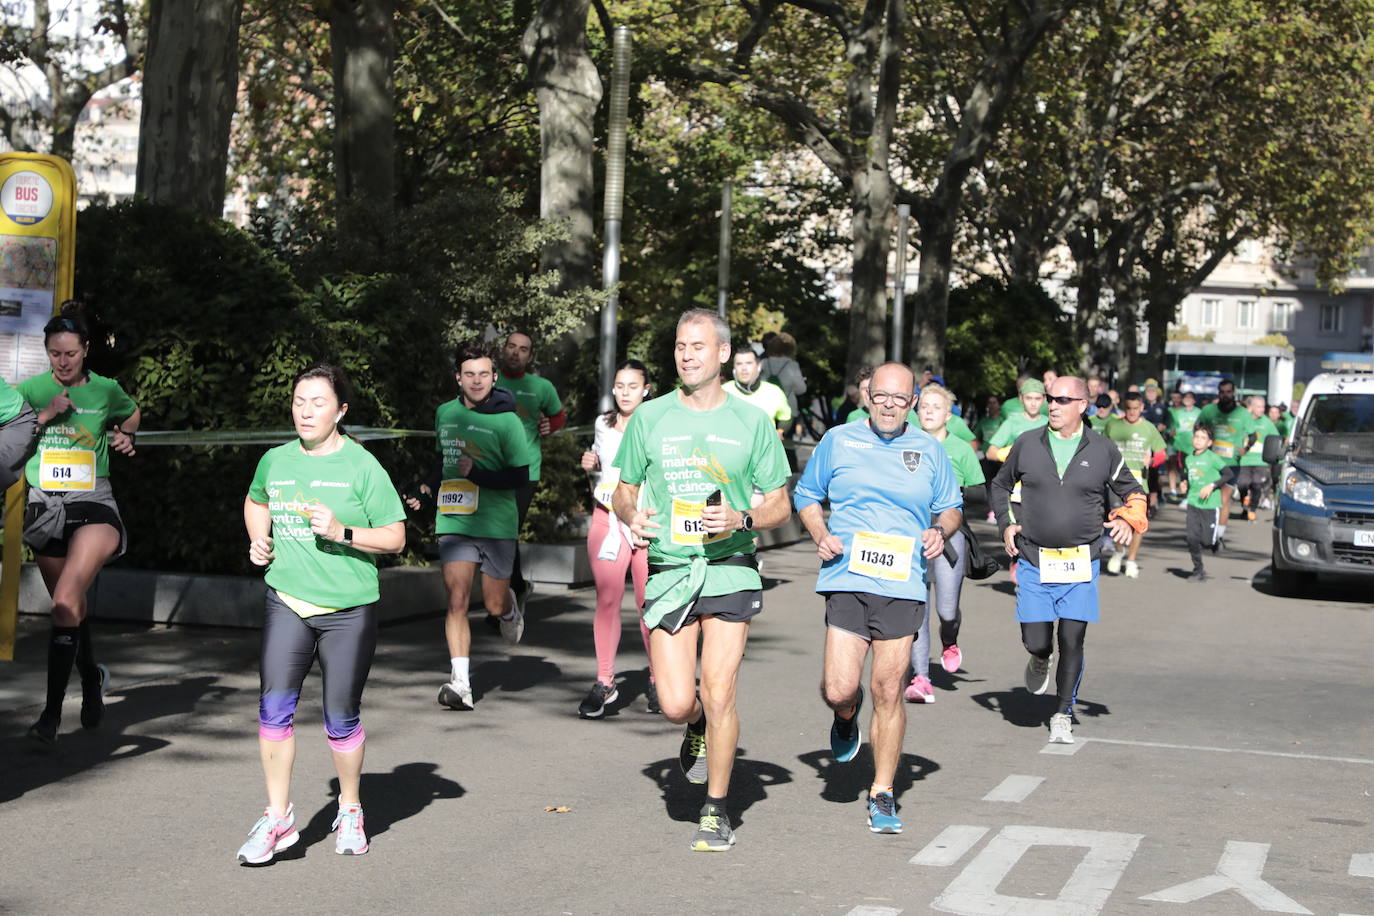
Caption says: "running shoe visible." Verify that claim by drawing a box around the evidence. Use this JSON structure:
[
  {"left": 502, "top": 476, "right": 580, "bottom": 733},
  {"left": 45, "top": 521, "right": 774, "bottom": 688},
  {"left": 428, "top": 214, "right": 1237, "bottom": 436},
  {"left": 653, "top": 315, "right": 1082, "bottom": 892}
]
[
  {"left": 940, "top": 645, "right": 963, "bottom": 673},
  {"left": 691, "top": 803, "right": 735, "bottom": 851},
  {"left": 332, "top": 804, "right": 369, "bottom": 855},
  {"left": 1260, "top": 496, "right": 1273, "bottom": 510},
  {"left": 1246, "top": 510, "right": 1257, "bottom": 521},
  {"left": 1024, "top": 653, "right": 1053, "bottom": 695},
  {"left": 81, "top": 663, "right": 110, "bottom": 730},
  {"left": 26, "top": 711, "right": 58, "bottom": 745},
  {"left": 1123, "top": 560, "right": 1139, "bottom": 579},
  {"left": 237, "top": 805, "right": 298, "bottom": 864},
  {"left": 903, "top": 675, "right": 935, "bottom": 704},
  {"left": 1048, "top": 712, "right": 1074, "bottom": 744},
  {"left": 1188, "top": 568, "right": 1209, "bottom": 582},
  {"left": 438, "top": 679, "right": 474, "bottom": 711},
  {"left": 513, "top": 579, "right": 532, "bottom": 616},
  {"left": 1106, "top": 553, "right": 1123, "bottom": 575},
  {"left": 499, "top": 604, "right": 525, "bottom": 645},
  {"left": 830, "top": 688, "right": 864, "bottom": 762},
  {"left": 679, "top": 715, "right": 708, "bottom": 784},
  {"left": 577, "top": 681, "right": 618, "bottom": 719},
  {"left": 867, "top": 791, "right": 902, "bottom": 834},
  {"left": 644, "top": 682, "right": 661, "bottom": 714}
]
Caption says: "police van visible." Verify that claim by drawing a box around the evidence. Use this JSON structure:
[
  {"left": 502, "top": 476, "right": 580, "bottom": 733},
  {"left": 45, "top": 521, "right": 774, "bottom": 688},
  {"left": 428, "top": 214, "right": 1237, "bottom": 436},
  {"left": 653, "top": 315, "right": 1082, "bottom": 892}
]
[{"left": 1263, "top": 372, "right": 1374, "bottom": 594}]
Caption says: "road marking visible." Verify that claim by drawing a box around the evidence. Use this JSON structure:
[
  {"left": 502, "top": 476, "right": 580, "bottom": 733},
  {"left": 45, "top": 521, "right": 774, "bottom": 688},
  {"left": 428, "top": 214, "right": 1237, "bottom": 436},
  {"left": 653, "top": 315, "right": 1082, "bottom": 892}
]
[
  {"left": 931, "top": 825, "right": 1142, "bottom": 916},
  {"left": 1041, "top": 740, "right": 1085, "bottom": 756},
  {"left": 909, "top": 826, "right": 990, "bottom": 866},
  {"left": 1140, "top": 840, "right": 1312, "bottom": 914},
  {"left": 1352, "top": 853, "right": 1374, "bottom": 877},
  {"left": 846, "top": 908, "right": 902, "bottom": 916},
  {"left": 982, "top": 775, "right": 1044, "bottom": 803},
  {"left": 1087, "top": 737, "right": 1374, "bottom": 766}
]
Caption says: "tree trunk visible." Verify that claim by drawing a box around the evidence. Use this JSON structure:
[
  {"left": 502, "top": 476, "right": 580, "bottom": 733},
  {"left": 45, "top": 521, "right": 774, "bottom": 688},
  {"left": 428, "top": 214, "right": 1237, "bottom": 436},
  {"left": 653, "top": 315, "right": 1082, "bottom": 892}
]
[
  {"left": 1068, "top": 229, "right": 1105, "bottom": 374},
  {"left": 137, "top": 0, "right": 243, "bottom": 217},
  {"left": 330, "top": 0, "right": 396, "bottom": 209},
  {"left": 1143, "top": 296, "right": 1173, "bottom": 384},
  {"left": 846, "top": 168, "right": 892, "bottom": 378},
  {"left": 909, "top": 209, "right": 956, "bottom": 376},
  {"left": 1112, "top": 290, "right": 1139, "bottom": 384}
]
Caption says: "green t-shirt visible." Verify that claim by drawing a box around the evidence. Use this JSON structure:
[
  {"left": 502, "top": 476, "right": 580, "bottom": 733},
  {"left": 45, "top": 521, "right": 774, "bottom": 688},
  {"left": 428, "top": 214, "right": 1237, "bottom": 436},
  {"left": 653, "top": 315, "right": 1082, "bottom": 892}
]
[
  {"left": 18, "top": 371, "right": 137, "bottom": 488},
  {"left": 989, "top": 411, "right": 1049, "bottom": 450},
  {"left": 940, "top": 432, "right": 985, "bottom": 488},
  {"left": 1185, "top": 449, "right": 1227, "bottom": 509},
  {"left": 1167, "top": 406, "right": 1201, "bottom": 452},
  {"left": 433, "top": 398, "right": 536, "bottom": 539},
  {"left": 725, "top": 379, "right": 791, "bottom": 424},
  {"left": 974, "top": 414, "right": 1002, "bottom": 445},
  {"left": 946, "top": 414, "right": 975, "bottom": 443},
  {"left": 1087, "top": 414, "right": 1114, "bottom": 430},
  {"left": 496, "top": 371, "right": 563, "bottom": 481},
  {"left": 1196, "top": 403, "right": 1252, "bottom": 466},
  {"left": 1104, "top": 417, "right": 1166, "bottom": 486},
  {"left": 1240, "top": 415, "right": 1281, "bottom": 466},
  {"left": 613, "top": 391, "right": 790, "bottom": 596},
  {"left": 1047, "top": 428, "right": 1083, "bottom": 477},
  {"left": 248, "top": 438, "right": 407, "bottom": 608},
  {"left": 0, "top": 380, "right": 24, "bottom": 424}
]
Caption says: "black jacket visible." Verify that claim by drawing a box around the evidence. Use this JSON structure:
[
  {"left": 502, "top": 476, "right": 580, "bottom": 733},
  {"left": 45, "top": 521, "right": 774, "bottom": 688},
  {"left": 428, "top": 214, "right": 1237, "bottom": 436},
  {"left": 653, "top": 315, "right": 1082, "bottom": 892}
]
[{"left": 989, "top": 424, "right": 1144, "bottom": 566}]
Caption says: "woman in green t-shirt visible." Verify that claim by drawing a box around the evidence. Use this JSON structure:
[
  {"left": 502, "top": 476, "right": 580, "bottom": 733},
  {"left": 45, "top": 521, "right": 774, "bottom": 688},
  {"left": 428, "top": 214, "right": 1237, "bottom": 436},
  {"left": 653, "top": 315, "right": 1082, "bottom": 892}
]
[
  {"left": 20, "top": 305, "right": 139, "bottom": 746},
  {"left": 239, "top": 364, "right": 406, "bottom": 864}
]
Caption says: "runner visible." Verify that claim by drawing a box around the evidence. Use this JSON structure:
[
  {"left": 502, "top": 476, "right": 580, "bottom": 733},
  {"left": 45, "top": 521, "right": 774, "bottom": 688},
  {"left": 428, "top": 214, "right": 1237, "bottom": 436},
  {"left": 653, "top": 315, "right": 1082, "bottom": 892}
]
[
  {"left": 1183, "top": 423, "right": 1226, "bottom": 581},
  {"left": 724, "top": 347, "right": 791, "bottom": 433},
  {"left": 905, "top": 383, "right": 983, "bottom": 704},
  {"left": 1140, "top": 380, "right": 1169, "bottom": 515},
  {"left": 989, "top": 375, "right": 1147, "bottom": 744},
  {"left": 1103, "top": 393, "right": 1167, "bottom": 578},
  {"left": 1237, "top": 396, "right": 1280, "bottom": 521},
  {"left": 239, "top": 364, "right": 406, "bottom": 863},
  {"left": 794, "top": 362, "right": 961, "bottom": 833},
  {"left": 986, "top": 379, "right": 1048, "bottom": 461},
  {"left": 0, "top": 378, "right": 37, "bottom": 491},
  {"left": 20, "top": 306, "right": 138, "bottom": 745},
  {"left": 999, "top": 376, "right": 1048, "bottom": 420},
  {"left": 1166, "top": 390, "right": 1201, "bottom": 502},
  {"left": 496, "top": 330, "right": 565, "bottom": 612},
  {"left": 611, "top": 309, "right": 791, "bottom": 852},
  {"left": 973, "top": 395, "right": 1003, "bottom": 452},
  {"left": 577, "top": 359, "right": 656, "bottom": 718},
  {"left": 413, "top": 343, "right": 535, "bottom": 711},
  {"left": 1087, "top": 394, "right": 1115, "bottom": 430},
  {"left": 1196, "top": 378, "right": 1252, "bottom": 543}
]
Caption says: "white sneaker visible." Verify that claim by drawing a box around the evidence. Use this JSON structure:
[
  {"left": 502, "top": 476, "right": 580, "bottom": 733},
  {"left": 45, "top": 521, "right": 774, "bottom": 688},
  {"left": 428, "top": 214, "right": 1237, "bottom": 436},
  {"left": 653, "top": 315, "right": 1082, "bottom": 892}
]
[
  {"left": 1106, "top": 553, "right": 1123, "bottom": 575},
  {"left": 1123, "top": 560, "right": 1139, "bottom": 579},
  {"left": 1048, "top": 713, "right": 1074, "bottom": 744},
  {"left": 1259, "top": 496, "right": 1273, "bottom": 510},
  {"left": 438, "top": 679, "right": 474, "bottom": 710},
  {"left": 499, "top": 606, "right": 525, "bottom": 645}
]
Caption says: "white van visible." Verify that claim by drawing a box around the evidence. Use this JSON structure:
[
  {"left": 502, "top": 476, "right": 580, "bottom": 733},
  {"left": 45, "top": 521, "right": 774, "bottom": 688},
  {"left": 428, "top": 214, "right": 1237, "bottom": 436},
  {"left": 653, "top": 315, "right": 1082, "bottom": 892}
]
[{"left": 1263, "top": 372, "right": 1374, "bottom": 593}]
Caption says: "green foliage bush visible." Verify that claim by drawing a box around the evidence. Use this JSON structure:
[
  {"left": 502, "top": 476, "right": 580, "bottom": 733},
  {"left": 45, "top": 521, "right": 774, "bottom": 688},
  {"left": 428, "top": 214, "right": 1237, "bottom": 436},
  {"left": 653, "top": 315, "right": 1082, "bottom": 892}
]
[{"left": 944, "top": 279, "right": 1079, "bottom": 406}]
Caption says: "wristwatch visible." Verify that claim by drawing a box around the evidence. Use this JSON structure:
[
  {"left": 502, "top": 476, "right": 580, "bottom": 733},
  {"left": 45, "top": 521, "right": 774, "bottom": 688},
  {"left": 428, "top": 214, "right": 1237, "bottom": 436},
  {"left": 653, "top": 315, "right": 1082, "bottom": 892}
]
[
  {"left": 740, "top": 512, "right": 755, "bottom": 532},
  {"left": 341, "top": 527, "right": 354, "bottom": 546}
]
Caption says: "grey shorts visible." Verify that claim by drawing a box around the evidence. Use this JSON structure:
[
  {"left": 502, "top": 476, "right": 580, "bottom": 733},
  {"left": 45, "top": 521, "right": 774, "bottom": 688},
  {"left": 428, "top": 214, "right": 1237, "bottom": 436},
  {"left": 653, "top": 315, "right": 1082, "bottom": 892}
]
[
  {"left": 439, "top": 534, "right": 516, "bottom": 579},
  {"left": 1236, "top": 465, "right": 1270, "bottom": 490},
  {"left": 824, "top": 592, "right": 926, "bottom": 642},
  {"left": 656, "top": 589, "right": 763, "bottom": 633}
]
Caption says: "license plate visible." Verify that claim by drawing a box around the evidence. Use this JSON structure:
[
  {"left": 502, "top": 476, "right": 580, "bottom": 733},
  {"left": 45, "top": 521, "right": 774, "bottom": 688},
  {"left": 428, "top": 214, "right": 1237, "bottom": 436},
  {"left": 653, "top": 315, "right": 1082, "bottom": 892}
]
[{"left": 1355, "top": 531, "right": 1374, "bottom": 548}]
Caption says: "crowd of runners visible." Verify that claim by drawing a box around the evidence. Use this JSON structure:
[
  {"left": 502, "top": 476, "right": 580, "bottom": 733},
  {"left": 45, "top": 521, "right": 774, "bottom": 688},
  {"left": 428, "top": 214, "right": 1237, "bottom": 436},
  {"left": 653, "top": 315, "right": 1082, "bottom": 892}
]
[{"left": 12, "top": 306, "right": 1293, "bottom": 861}]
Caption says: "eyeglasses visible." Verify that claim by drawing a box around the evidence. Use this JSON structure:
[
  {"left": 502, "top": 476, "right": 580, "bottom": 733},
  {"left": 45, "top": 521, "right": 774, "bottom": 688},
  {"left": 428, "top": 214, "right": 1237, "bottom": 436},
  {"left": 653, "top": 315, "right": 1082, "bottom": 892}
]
[
  {"left": 870, "top": 391, "right": 913, "bottom": 408},
  {"left": 1048, "top": 395, "right": 1084, "bottom": 405}
]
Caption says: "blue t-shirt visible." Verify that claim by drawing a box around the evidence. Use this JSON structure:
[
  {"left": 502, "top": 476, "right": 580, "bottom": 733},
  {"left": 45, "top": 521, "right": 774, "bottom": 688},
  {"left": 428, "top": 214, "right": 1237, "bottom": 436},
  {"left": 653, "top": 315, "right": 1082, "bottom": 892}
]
[{"left": 794, "top": 420, "right": 962, "bottom": 601}]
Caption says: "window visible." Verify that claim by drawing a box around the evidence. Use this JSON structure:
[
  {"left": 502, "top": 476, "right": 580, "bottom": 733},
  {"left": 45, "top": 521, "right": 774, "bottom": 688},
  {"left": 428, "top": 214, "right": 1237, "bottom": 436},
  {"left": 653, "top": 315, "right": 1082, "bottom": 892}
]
[
  {"left": 1271, "top": 302, "right": 1295, "bottom": 332},
  {"left": 1237, "top": 300, "right": 1256, "bottom": 329},
  {"left": 1320, "top": 303, "right": 1343, "bottom": 334},
  {"left": 1200, "top": 298, "right": 1221, "bottom": 327}
]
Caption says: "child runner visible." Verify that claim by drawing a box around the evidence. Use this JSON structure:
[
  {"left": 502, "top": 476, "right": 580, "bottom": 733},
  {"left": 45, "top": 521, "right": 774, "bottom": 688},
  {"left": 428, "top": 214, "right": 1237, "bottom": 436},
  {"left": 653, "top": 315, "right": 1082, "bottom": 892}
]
[{"left": 1184, "top": 424, "right": 1226, "bottom": 580}]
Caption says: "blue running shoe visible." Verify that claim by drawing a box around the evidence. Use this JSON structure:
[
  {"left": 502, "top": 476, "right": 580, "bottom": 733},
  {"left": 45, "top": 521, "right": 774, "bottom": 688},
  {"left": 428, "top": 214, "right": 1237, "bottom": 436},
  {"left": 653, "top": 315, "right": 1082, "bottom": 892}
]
[
  {"left": 829, "top": 687, "right": 863, "bottom": 763},
  {"left": 867, "top": 791, "right": 901, "bottom": 834}
]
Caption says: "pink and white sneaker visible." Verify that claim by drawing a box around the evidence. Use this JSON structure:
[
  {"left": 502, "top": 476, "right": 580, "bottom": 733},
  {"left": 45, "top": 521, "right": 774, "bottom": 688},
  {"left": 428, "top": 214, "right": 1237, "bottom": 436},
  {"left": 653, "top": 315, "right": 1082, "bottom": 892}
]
[
  {"left": 941, "top": 645, "right": 963, "bottom": 674},
  {"left": 904, "top": 675, "right": 935, "bottom": 703},
  {"left": 333, "top": 803, "right": 369, "bottom": 855},
  {"left": 237, "top": 805, "right": 298, "bottom": 864}
]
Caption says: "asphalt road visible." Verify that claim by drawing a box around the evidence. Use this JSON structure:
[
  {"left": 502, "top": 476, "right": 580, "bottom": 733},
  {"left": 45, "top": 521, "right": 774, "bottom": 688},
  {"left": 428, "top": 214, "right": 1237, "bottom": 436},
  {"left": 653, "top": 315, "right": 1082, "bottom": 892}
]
[{"left": 1, "top": 506, "right": 1371, "bottom": 915}]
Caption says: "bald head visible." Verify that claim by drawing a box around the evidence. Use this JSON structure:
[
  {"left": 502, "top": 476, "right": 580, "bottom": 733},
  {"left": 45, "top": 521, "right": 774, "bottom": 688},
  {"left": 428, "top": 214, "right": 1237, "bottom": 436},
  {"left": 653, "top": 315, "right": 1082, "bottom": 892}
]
[{"left": 1048, "top": 376, "right": 1088, "bottom": 401}]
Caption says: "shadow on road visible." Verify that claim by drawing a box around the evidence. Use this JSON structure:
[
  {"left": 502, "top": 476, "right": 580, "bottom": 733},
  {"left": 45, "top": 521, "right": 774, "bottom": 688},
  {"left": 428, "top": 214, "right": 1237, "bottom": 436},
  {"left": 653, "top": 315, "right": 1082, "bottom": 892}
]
[
  {"left": 1249, "top": 565, "right": 1374, "bottom": 604},
  {"left": 969, "top": 688, "right": 1110, "bottom": 729},
  {"left": 0, "top": 676, "right": 235, "bottom": 804},
  {"left": 470, "top": 654, "right": 562, "bottom": 702},
  {"left": 641, "top": 748, "right": 792, "bottom": 827},
  {"left": 796, "top": 749, "right": 939, "bottom": 804}
]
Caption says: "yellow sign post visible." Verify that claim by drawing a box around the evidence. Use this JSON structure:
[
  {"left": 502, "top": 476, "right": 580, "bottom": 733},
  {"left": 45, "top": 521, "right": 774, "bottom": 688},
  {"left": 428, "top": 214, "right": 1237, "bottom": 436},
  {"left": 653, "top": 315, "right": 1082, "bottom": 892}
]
[{"left": 0, "top": 153, "right": 77, "bottom": 661}]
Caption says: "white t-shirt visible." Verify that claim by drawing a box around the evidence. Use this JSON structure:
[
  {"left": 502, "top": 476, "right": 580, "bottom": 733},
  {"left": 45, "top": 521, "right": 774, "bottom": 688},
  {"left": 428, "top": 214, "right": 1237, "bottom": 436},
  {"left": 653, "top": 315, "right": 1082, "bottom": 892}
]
[{"left": 591, "top": 414, "right": 627, "bottom": 509}]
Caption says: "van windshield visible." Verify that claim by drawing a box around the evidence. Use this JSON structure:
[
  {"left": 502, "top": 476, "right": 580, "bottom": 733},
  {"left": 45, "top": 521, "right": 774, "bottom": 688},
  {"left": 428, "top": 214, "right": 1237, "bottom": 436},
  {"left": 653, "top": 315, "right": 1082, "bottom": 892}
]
[{"left": 1298, "top": 393, "right": 1374, "bottom": 462}]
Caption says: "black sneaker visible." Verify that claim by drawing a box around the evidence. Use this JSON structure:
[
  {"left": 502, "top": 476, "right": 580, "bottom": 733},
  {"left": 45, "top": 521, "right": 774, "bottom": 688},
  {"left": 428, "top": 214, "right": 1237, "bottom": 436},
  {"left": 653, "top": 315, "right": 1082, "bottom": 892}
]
[
  {"left": 577, "top": 681, "right": 618, "bottom": 719},
  {"left": 691, "top": 803, "right": 735, "bottom": 851},
  {"left": 1188, "top": 568, "right": 1209, "bottom": 582},
  {"left": 679, "top": 713, "right": 708, "bottom": 784},
  {"left": 81, "top": 663, "right": 110, "bottom": 730},
  {"left": 27, "top": 711, "right": 58, "bottom": 745},
  {"left": 644, "top": 683, "right": 661, "bottom": 714}
]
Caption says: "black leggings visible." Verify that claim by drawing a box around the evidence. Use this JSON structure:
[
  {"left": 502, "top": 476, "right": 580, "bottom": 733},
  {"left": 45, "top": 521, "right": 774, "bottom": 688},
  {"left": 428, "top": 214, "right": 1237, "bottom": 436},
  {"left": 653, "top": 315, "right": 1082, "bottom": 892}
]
[
  {"left": 258, "top": 589, "right": 377, "bottom": 751},
  {"left": 1020, "top": 619, "right": 1088, "bottom": 716}
]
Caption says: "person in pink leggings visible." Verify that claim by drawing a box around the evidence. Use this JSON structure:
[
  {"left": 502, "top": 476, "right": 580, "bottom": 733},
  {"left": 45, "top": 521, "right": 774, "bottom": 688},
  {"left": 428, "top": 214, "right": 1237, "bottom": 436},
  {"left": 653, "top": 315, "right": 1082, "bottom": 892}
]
[{"left": 577, "top": 360, "right": 656, "bottom": 718}]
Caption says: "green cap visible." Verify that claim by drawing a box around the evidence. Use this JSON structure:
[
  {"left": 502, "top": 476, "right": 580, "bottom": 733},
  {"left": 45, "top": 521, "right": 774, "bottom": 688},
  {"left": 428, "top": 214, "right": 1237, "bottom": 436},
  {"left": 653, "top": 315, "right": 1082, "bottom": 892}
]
[{"left": 1019, "top": 379, "right": 1045, "bottom": 395}]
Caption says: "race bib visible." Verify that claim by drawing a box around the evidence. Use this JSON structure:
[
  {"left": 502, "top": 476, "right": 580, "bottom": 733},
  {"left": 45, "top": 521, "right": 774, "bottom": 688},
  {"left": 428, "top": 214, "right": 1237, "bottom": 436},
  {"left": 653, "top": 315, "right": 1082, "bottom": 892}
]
[
  {"left": 1010, "top": 480, "right": 1024, "bottom": 503},
  {"left": 670, "top": 497, "right": 731, "bottom": 546},
  {"left": 593, "top": 467, "right": 620, "bottom": 510},
  {"left": 1039, "top": 545, "right": 1091, "bottom": 584},
  {"left": 438, "top": 478, "right": 478, "bottom": 515},
  {"left": 848, "top": 531, "right": 915, "bottom": 582},
  {"left": 1214, "top": 440, "right": 1235, "bottom": 459},
  {"left": 39, "top": 448, "right": 95, "bottom": 492}
]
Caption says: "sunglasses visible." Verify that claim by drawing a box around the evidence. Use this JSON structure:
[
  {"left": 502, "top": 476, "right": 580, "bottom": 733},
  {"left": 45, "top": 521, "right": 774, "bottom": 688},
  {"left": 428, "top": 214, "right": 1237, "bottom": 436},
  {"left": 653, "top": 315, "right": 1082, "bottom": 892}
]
[{"left": 1048, "top": 395, "right": 1084, "bottom": 405}]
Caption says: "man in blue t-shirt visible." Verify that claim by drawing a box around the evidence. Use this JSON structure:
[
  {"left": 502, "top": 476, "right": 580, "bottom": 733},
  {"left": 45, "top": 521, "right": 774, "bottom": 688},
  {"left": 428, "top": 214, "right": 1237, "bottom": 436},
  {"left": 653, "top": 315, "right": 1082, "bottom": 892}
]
[{"left": 794, "top": 362, "right": 963, "bottom": 836}]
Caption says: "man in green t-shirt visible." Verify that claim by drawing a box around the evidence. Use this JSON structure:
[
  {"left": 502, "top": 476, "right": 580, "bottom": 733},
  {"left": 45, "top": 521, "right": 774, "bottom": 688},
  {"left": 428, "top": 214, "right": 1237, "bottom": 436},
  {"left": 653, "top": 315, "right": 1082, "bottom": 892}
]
[
  {"left": 1184, "top": 424, "right": 1227, "bottom": 580},
  {"left": 1165, "top": 390, "right": 1201, "bottom": 501},
  {"left": 725, "top": 348, "right": 791, "bottom": 432},
  {"left": 1103, "top": 393, "right": 1167, "bottom": 578},
  {"left": 612, "top": 309, "right": 791, "bottom": 853},
  {"left": 414, "top": 344, "right": 536, "bottom": 712},
  {"left": 1195, "top": 378, "right": 1252, "bottom": 542},
  {"left": 987, "top": 379, "right": 1048, "bottom": 462},
  {"left": 496, "top": 331, "right": 566, "bottom": 608},
  {"left": 1237, "top": 395, "right": 1281, "bottom": 521}
]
